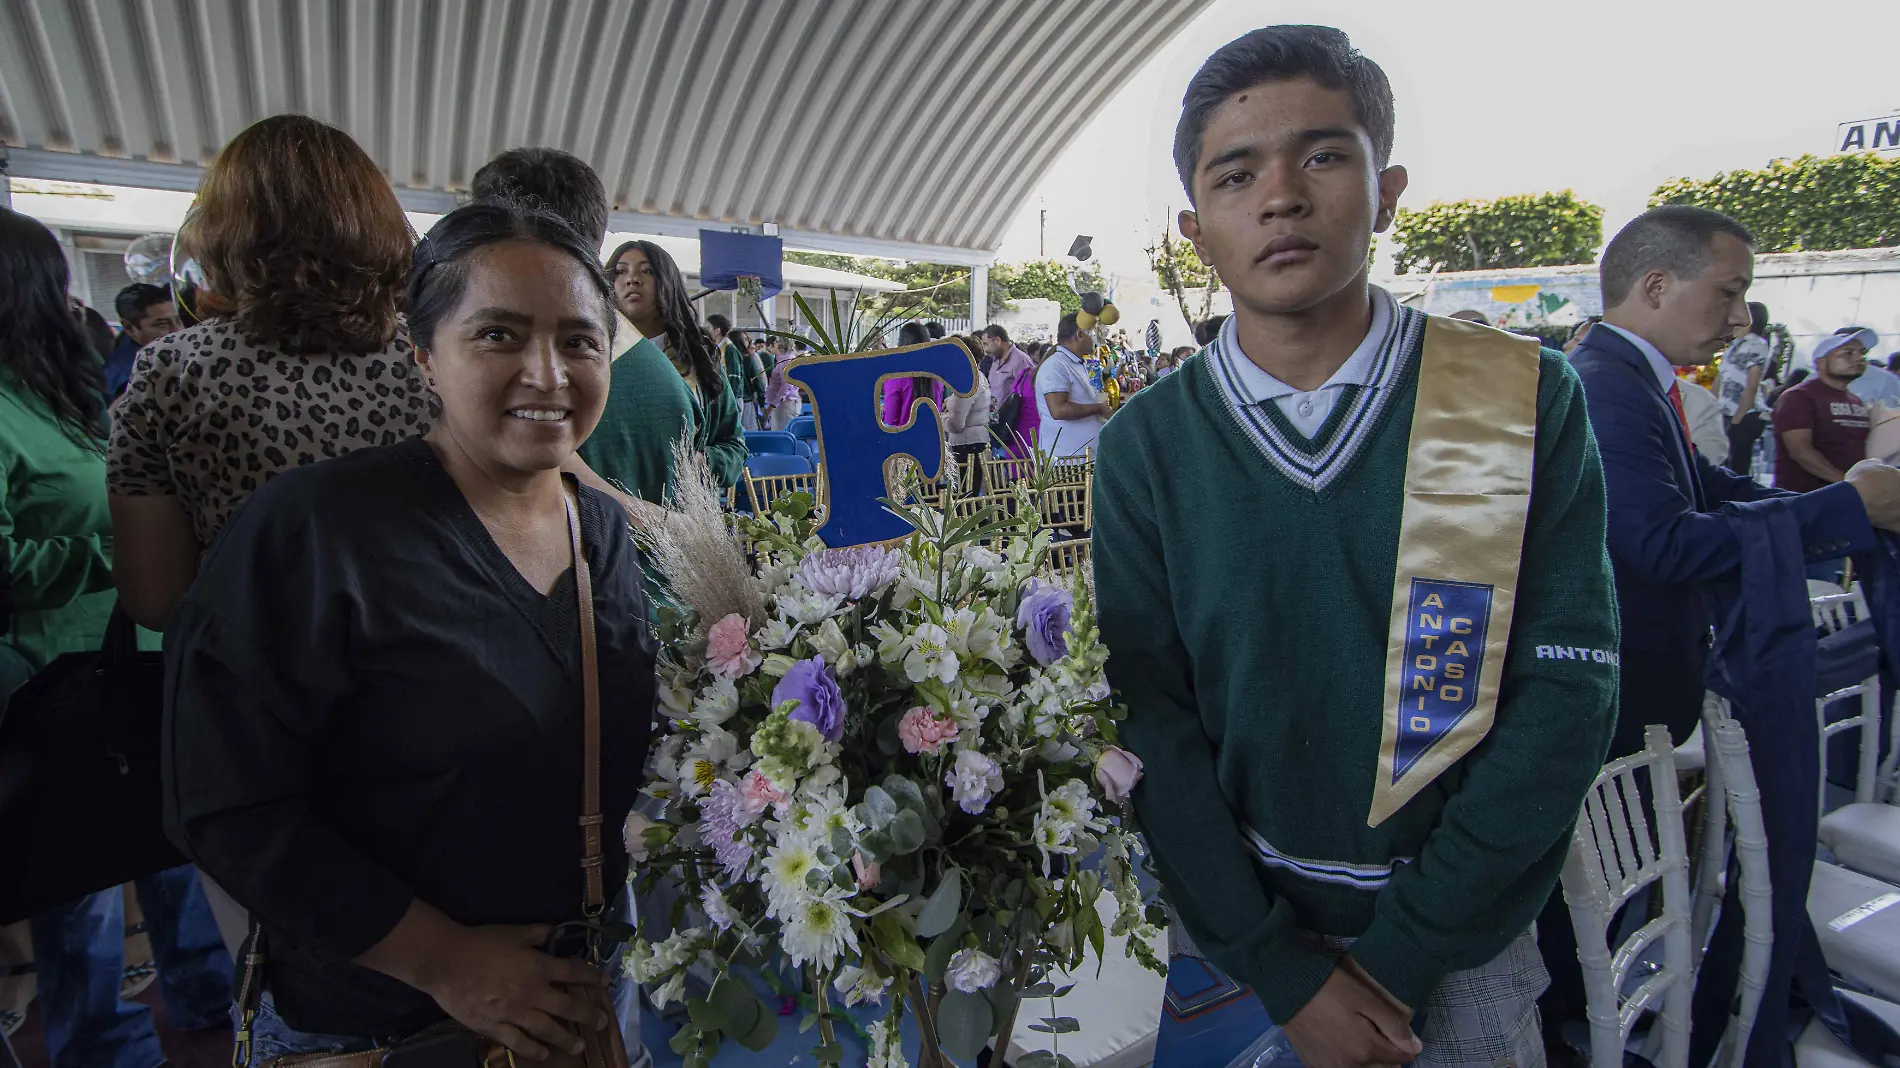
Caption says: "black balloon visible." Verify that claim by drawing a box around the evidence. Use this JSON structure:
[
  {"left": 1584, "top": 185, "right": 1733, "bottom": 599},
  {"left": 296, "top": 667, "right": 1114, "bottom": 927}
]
[{"left": 1080, "top": 292, "right": 1104, "bottom": 316}]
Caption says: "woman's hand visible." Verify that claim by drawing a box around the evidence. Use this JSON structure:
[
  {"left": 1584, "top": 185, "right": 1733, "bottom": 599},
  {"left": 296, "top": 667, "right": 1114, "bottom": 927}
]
[
  {"left": 356, "top": 901, "right": 610, "bottom": 1061},
  {"left": 413, "top": 924, "right": 610, "bottom": 1061}
]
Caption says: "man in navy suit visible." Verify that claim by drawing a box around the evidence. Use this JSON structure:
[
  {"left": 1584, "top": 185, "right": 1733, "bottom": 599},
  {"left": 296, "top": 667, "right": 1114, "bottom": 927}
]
[{"left": 1569, "top": 205, "right": 1900, "bottom": 759}]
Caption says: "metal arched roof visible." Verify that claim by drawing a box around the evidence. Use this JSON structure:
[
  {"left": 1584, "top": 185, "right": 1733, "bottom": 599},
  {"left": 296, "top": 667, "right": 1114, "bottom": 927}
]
[{"left": 0, "top": 0, "right": 1212, "bottom": 265}]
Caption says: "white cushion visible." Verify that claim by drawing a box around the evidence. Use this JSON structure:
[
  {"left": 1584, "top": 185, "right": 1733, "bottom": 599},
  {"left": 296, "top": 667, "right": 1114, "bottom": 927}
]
[
  {"left": 1795, "top": 990, "right": 1900, "bottom": 1068},
  {"left": 1004, "top": 894, "right": 1167, "bottom": 1068},
  {"left": 1819, "top": 804, "right": 1900, "bottom": 885},
  {"left": 1809, "top": 861, "right": 1900, "bottom": 1002}
]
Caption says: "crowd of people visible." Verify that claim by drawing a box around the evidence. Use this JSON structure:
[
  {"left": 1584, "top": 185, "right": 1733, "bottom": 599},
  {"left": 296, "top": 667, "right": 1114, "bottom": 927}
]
[{"left": 2, "top": 19, "right": 1897, "bottom": 1068}]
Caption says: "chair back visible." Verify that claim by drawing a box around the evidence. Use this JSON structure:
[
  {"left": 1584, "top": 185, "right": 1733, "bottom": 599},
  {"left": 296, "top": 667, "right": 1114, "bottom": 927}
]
[
  {"left": 745, "top": 430, "right": 803, "bottom": 456},
  {"left": 1818, "top": 671, "right": 1883, "bottom": 808},
  {"left": 1040, "top": 484, "right": 1092, "bottom": 530},
  {"left": 1809, "top": 586, "right": 1866, "bottom": 633},
  {"left": 946, "top": 491, "right": 1021, "bottom": 525},
  {"left": 1562, "top": 723, "right": 1694, "bottom": 1068},
  {"left": 986, "top": 456, "right": 1035, "bottom": 490},
  {"left": 1046, "top": 538, "right": 1091, "bottom": 579},
  {"left": 745, "top": 471, "right": 820, "bottom": 514},
  {"left": 787, "top": 415, "right": 817, "bottom": 440},
  {"left": 744, "top": 452, "right": 812, "bottom": 478},
  {"left": 1690, "top": 704, "right": 1773, "bottom": 1068}
]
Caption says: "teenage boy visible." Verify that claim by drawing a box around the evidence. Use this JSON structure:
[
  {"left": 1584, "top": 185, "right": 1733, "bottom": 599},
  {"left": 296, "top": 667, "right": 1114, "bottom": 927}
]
[{"left": 1094, "top": 26, "right": 1618, "bottom": 1068}]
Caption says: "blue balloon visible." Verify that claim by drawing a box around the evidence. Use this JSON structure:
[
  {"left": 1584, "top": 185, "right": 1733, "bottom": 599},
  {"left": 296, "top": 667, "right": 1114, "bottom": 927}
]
[{"left": 784, "top": 340, "right": 980, "bottom": 546}]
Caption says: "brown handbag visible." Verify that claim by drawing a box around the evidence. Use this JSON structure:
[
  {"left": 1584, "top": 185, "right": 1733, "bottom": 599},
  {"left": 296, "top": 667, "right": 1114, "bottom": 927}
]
[{"left": 241, "top": 483, "right": 629, "bottom": 1068}]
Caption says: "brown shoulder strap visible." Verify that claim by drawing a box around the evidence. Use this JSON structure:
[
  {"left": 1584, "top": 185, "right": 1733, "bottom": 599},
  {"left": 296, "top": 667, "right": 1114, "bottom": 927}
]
[{"left": 564, "top": 482, "right": 605, "bottom": 916}]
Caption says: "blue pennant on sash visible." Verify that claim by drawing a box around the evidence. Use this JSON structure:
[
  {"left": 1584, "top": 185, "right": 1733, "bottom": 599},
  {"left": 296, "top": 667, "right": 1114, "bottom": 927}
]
[{"left": 1394, "top": 578, "right": 1494, "bottom": 781}]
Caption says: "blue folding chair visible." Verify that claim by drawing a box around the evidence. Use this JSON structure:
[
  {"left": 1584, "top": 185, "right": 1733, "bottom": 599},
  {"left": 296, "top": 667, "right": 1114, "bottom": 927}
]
[
  {"left": 741, "top": 453, "right": 815, "bottom": 512},
  {"left": 787, "top": 415, "right": 818, "bottom": 441},
  {"left": 745, "top": 430, "right": 802, "bottom": 456}
]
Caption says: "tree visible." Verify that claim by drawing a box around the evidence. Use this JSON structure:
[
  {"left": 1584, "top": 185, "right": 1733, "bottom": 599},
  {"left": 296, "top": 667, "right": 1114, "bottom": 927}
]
[
  {"left": 1390, "top": 191, "right": 1603, "bottom": 274},
  {"left": 783, "top": 251, "right": 970, "bottom": 319},
  {"left": 1649, "top": 153, "right": 1900, "bottom": 253},
  {"left": 1145, "top": 228, "right": 1220, "bottom": 329},
  {"left": 991, "top": 259, "right": 1084, "bottom": 317}
]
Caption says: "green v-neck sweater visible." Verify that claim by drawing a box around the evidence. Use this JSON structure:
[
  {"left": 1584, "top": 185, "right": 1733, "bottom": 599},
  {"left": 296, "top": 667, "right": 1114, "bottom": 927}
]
[{"left": 1092, "top": 336, "right": 1618, "bottom": 1021}]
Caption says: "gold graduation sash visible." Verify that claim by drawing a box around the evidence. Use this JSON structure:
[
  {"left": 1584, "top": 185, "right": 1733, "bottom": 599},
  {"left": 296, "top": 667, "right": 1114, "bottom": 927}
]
[{"left": 1367, "top": 317, "right": 1541, "bottom": 828}]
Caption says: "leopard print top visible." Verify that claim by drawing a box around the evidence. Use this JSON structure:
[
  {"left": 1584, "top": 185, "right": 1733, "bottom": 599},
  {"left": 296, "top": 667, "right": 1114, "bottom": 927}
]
[{"left": 106, "top": 318, "right": 434, "bottom": 547}]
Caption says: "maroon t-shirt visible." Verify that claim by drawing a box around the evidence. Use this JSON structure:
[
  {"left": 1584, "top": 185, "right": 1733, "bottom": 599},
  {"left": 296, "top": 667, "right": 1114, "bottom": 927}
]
[{"left": 1773, "top": 378, "right": 1869, "bottom": 491}]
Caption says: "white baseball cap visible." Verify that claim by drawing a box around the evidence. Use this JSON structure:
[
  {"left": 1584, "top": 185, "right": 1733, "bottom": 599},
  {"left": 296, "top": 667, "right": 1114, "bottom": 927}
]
[{"left": 1813, "top": 326, "right": 1880, "bottom": 364}]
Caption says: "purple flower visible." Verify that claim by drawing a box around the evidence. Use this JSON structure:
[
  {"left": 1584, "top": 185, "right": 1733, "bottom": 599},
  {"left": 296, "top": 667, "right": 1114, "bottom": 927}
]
[
  {"left": 798, "top": 546, "right": 902, "bottom": 600},
  {"left": 700, "top": 780, "right": 756, "bottom": 879},
  {"left": 774, "top": 656, "right": 847, "bottom": 742},
  {"left": 1015, "top": 580, "right": 1074, "bottom": 665}
]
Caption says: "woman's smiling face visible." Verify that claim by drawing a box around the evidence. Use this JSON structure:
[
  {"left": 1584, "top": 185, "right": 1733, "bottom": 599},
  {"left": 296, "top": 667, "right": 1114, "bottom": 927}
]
[{"left": 418, "top": 239, "right": 612, "bottom": 478}]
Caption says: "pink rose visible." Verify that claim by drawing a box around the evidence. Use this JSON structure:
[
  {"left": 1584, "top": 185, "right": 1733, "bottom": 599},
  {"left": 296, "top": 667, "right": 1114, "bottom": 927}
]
[
  {"left": 706, "top": 613, "right": 761, "bottom": 680},
  {"left": 897, "top": 707, "right": 960, "bottom": 755},
  {"left": 852, "top": 853, "right": 882, "bottom": 892},
  {"left": 1094, "top": 746, "right": 1144, "bottom": 802},
  {"left": 738, "top": 770, "right": 786, "bottom": 822}
]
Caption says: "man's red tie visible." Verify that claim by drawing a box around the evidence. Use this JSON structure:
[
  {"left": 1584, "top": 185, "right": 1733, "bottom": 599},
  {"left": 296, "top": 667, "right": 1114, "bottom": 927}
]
[{"left": 1666, "top": 381, "right": 1695, "bottom": 452}]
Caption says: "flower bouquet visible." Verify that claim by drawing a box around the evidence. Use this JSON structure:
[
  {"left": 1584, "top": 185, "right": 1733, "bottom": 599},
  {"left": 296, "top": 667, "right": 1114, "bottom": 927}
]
[{"left": 628, "top": 452, "right": 1167, "bottom": 1068}]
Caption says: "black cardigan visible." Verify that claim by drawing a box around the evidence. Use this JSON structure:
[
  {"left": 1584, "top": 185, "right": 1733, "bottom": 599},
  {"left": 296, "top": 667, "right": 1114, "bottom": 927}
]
[{"left": 163, "top": 438, "right": 655, "bottom": 1037}]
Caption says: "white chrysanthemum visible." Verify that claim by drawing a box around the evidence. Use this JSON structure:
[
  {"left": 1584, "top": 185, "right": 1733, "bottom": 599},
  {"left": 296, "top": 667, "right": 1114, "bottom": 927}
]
[
  {"left": 945, "top": 948, "right": 1003, "bottom": 993},
  {"left": 832, "top": 964, "right": 892, "bottom": 1007},
  {"left": 691, "top": 677, "right": 739, "bottom": 728},
  {"left": 781, "top": 588, "right": 846, "bottom": 625},
  {"left": 700, "top": 885, "right": 736, "bottom": 932},
  {"left": 757, "top": 618, "right": 798, "bottom": 651},
  {"left": 781, "top": 886, "right": 860, "bottom": 969},
  {"left": 800, "top": 788, "right": 861, "bottom": 843},
  {"left": 1043, "top": 779, "right": 1094, "bottom": 825},
  {"left": 761, "top": 837, "right": 824, "bottom": 911},
  {"left": 904, "top": 623, "right": 960, "bottom": 685}
]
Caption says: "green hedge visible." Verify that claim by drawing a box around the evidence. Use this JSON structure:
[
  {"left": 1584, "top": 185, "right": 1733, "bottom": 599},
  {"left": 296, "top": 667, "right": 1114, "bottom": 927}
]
[
  {"left": 1391, "top": 191, "right": 1603, "bottom": 274},
  {"left": 1649, "top": 153, "right": 1900, "bottom": 252}
]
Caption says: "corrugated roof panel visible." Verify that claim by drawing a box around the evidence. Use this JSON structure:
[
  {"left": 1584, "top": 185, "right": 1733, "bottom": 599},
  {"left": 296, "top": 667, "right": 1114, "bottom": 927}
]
[{"left": 2, "top": 0, "right": 1215, "bottom": 260}]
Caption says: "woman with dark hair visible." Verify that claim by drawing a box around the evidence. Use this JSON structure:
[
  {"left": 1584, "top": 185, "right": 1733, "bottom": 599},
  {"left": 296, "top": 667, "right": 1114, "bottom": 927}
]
[
  {"left": 165, "top": 201, "right": 655, "bottom": 1060},
  {"left": 1, "top": 209, "right": 233, "bottom": 1068},
  {"left": 603, "top": 240, "right": 747, "bottom": 488},
  {"left": 880, "top": 320, "right": 944, "bottom": 428},
  {"left": 107, "top": 115, "right": 433, "bottom": 634},
  {"left": 1718, "top": 301, "right": 1774, "bottom": 475}
]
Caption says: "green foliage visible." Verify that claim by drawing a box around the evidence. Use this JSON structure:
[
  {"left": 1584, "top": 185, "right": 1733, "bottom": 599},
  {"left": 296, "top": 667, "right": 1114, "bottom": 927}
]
[
  {"left": 1145, "top": 229, "right": 1220, "bottom": 327},
  {"left": 1391, "top": 191, "right": 1603, "bottom": 274},
  {"left": 1649, "top": 153, "right": 1900, "bottom": 252},
  {"left": 992, "top": 259, "right": 1085, "bottom": 317}
]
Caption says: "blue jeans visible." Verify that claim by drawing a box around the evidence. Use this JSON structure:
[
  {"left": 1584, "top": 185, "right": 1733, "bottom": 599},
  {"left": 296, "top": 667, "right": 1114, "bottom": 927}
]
[{"left": 30, "top": 865, "right": 233, "bottom": 1068}]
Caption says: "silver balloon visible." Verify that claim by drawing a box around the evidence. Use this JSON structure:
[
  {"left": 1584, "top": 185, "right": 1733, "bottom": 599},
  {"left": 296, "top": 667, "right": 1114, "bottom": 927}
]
[{"left": 123, "top": 233, "right": 175, "bottom": 285}]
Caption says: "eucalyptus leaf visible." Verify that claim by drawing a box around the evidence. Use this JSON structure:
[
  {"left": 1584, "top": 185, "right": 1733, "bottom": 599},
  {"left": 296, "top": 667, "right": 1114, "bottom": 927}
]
[
  {"left": 935, "top": 989, "right": 996, "bottom": 1062},
  {"left": 882, "top": 774, "right": 925, "bottom": 812},
  {"left": 799, "top": 1013, "right": 818, "bottom": 1034},
  {"left": 916, "top": 869, "right": 963, "bottom": 937},
  {"left": 829, "top": 825, "right": 854, "bottom": 857},
  {"left": 1017, "top": 1053, "right": 1061, "bottom": 1068},
  {"left": 813, "top": 1041, "right": 845, "bottom": 1066},
  {"left": 859, "top": 829, "right": 894, "bottom": 864},
  {"left": 668, "top": 1026, "right": 701, "bottom": 1056},
  {"left": 736, "top": 1002, "right": 778, "bottom": 1052},
  {"left": 861, "top": 785, "right": 899, "bottom": 827},
  {"left": 981, "top": 980, "right": 1020, "bottom": 1026},
  {"left": 1039, "top": 1016, "right": 1082, "bottom": 1034},
  {"left": 889, "top": 809, "right": 926, "bottom": 855},
  {"left": 685, "top": 997, "right": 722, "bottom": 1032},
  {"left": 871, "top": 910, "right": 926, "bottom": 972}
]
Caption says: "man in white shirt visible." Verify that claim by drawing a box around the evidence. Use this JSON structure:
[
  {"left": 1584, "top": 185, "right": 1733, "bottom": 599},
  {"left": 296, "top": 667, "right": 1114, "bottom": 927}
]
[
  {"left": 1847, "top": 333, "right": 1900, "bottom": 410},
  {"left": 1035, "top": 313, "right": 1110, "bottom": 458}
]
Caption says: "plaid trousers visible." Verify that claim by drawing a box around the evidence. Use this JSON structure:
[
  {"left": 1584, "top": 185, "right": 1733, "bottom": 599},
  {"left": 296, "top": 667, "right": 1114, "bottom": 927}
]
[{"left": 1173, "top": 923, "right": 1549, "bottom": 1068}]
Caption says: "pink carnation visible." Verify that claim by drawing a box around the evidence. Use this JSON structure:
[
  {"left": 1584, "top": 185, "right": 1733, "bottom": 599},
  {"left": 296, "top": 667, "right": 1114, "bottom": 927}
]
[
  {"left": 897, "top": 707, "right": 960, "bottom": 755},
  {"left": 738, "top": 770, "right": 786, "bottom": 823},
  {"left": 706, "top": 613, "right": 761, "bottom": 680}
]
